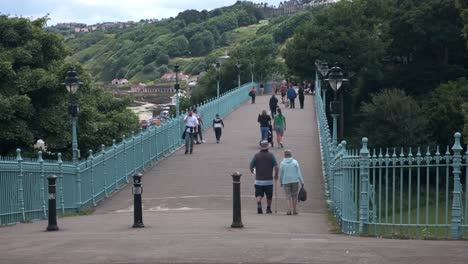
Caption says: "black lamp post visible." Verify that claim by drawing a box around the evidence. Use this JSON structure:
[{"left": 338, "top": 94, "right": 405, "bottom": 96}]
[
  {"left": 325, "top": 64, "right": 347, "bottom": 146},
  {"left": 65, "top": 68, "right": 82, "bottom": 163},
  {"left": 250, "top": 62, "right": 254, "bottom": 83},
  {"left": 174, "top": 64, "right": 180, "bottom": 117},
  {"left": 216, "top": 61, "right": 221, "bottom": 99},
  {"left": 236, "top": 60, "right": 241, "bottom": 89}
]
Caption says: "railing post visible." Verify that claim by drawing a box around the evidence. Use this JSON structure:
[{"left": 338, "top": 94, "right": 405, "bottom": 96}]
[
  {"left": 113, "top": 139, "right": 119, "bottom": 190},
  {"left": 450, "top": 132, "right": 463, "bottom": 239},
  {"left": 58, "top": 153, "right": 65, "bottom": 214},
  {"left": 89, "top": 150, "right": 96, "bottom": 206},
  {"left": 75, "top": 152, "right": 82, "bottom": 211},
  {"left": 38, "top": 151, "right": 47, "bottom": 219},
  {"left": 140, "top": 127, "right": 144, "bottom": 170},
  {"left": 16, "top": 149, "right": 25, "bottom": 222},
  {"left": 102, "top": 144, "right": 108, "bottom": 198},
  {"left": 359, "top": 137, "right": 370, "bottom": 234},
  {"left": 122, "top": 135, "right": 129, "bottom": 183}
]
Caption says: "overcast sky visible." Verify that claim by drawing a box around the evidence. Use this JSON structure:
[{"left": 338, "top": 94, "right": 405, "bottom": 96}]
[{"left": 0, "top": 0, "right": 283, "bottom": 26}]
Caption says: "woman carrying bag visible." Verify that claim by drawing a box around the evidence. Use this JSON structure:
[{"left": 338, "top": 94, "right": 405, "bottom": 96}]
[{"left": 279, "top": 149, "right": 304, "bottom": 215}]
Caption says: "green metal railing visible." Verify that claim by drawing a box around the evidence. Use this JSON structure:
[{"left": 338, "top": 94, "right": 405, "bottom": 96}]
[
  {"left": 315, "top": 75, "right": 467, "bottom": 239},
  {"left": 0, "top": 82, "right": 258, "bottom": 225}
]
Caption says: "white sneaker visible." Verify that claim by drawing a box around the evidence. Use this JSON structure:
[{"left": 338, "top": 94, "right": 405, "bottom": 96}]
[{"left": 202, "top": 140, "right": 206, "bottom": 143}]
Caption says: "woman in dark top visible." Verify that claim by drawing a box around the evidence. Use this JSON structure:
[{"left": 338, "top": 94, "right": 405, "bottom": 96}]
[
  {"left": 257, "top": 109, "right": 271, "bottom": 141},
  {"left": 212, "top": 114, "right": 224, "bottom": 143},
  {"left": 298, "top": 86, "right": 305, "bottom": 109}
]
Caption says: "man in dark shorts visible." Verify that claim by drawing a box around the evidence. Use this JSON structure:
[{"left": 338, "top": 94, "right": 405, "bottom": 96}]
[{"left": 249, "top": 140, "right": 279, "bottom": 214}]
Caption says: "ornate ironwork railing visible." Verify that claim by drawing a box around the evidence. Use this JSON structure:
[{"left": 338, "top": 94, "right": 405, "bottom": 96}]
[
  {"left": 0, "top": 82, "right": 258, "bottom": 225},
  {"left": 314, "top": 75, "right": 467, "bottom": 239}
]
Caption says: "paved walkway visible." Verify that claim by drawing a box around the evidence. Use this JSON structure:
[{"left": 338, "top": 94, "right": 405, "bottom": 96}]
[{"left": 1, "top": 95, "right": 467, "bottom": 264}]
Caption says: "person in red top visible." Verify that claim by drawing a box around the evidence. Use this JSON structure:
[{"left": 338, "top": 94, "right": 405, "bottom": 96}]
[
  {"left": 249, "top": 86, "right": 257, "bottom": 104},
  {"left": 280, "top": 80, "right": 287, "bottom": 104}
]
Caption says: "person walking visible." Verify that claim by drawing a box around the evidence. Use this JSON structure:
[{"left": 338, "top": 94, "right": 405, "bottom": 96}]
[
  {"left": 298, "top": 85, "right": 305, "bottom": 109},
  {"left": 212, "top": 114, "right": 224, "bottom": 143},
  {"left": 249, "top": 86, "right": 256, "bottom": 104},
  {"left": 193, "top": 109, "right": 205, "bottom": 144},
  {"left": 249, "top": 140, "right": 279, "bottom": 214},
  {"left": 280, "top": 81, "right": 287, "bottom": 104},
  {"left": 273, "top": 108, "right": 286, "bottom": 148},
  {"left": 257, "top": 110, "right": 271, "bottom": 142},
  {"left": 279, "top": 149, "right": 304, "bottom": 215},
  {"left": 269, "top": 94, "right": 278, "bottom": 119},
  {"left": 287, "top": 84, "right": 297, "bottom": 109},
  {"left": 183, "top": 109, "right": 199, "bottom": 154},
  {"left": 259, "top": 83, "right": 265, "bottom": 96}
]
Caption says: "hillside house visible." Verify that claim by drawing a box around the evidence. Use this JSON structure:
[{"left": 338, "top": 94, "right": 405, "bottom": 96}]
[
  {"left": 160, "top": 72, "right": 189, "bottom": 83},
  {"left": 111, "top": 79, "right": 129, "bottom": 85}
]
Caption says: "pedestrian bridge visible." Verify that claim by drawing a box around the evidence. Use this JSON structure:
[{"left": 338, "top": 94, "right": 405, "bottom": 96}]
[{"left": 0, "top": 82, "right": 467, "bottom": 264}]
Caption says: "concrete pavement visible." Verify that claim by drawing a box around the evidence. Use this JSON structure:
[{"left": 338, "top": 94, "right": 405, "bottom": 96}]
[{"left": 1, "top": 95, "right": 467, "bottom": 264}]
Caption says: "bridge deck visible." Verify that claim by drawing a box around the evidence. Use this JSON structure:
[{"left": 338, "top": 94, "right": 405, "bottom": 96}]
[{"left": 0, "top": 95, "right": 467, "bottom": 264}]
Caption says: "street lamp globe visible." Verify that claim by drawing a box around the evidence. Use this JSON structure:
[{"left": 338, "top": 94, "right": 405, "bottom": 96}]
[
  {"left": 318, "top": 62, "right": 329, "bottom": 78},
  {"left": 34, "top": 139, "right": 46, "bottom": 151},
  {"left": 65, "top": 68, "right": 82, "bottom": 94},
  {"left": 326, "top": 65, "right": 345, "bottom": 92}
]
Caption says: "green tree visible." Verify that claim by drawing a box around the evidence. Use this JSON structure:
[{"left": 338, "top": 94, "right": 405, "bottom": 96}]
[
  {"left": 424, "top": 79, "right": 468, "bottom": 145},
  {"left": 167, "top": 35, "right": 189, "bottom": 57},
  {"left": 155, "top": 53, "right": 169, "bottom": 65},
  {"left": 0, "top": 16, "right": 138, "bottom": 157},
  {"left": 386, "top": 0, "right": 468, "bottom": 96},
  {"left": 357, "top": 89, "right": 428, "bottom": 148},
  {"left": 189, "top": 30, "right": 215, "bottom": 56}
]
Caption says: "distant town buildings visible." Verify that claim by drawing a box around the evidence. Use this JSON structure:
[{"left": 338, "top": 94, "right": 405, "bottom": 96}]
[
  {"left": 159, "top": 72, "right": 190, "bottom": 83},
  {"left": 52, "top": 20, "right": 141, "bottom": 34},
  {"left": 130, "top": 83, "right": 176, "bottom": 93},
  {"left": 258, "top": 0, "right": 342, "bottom": 18}
]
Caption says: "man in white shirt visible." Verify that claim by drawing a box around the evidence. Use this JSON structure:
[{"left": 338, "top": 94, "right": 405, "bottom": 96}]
[{"left": 183, "top": 109, "right": 199, "bottom": 154}]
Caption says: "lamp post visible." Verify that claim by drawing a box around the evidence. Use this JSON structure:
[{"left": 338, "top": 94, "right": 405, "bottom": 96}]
[
  {"left": 174, "top": 64, "right": 180, "bottom": 117},
  {"left": 325, "top": 64, "right": 347, "bottom": 147},
  {"left": 216, "top": 61, "right": 221, "bottom": 99},
  {"left": 250, "top": 62, "right": 254, "bottom": 83},
  {"left": 315, "top": 60, "right": 329, "bottom": 109},
  {"left": 236, "top": 60, "right": 241, "bottom": 89},
  {"left": 65, "top": 68, "right": 82, "bottom": 163}
]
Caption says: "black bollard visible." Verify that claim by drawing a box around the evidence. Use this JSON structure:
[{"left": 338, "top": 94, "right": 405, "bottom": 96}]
[
  {"left": 231, "top": 172, "right": 243, "bottom": 228},
  {"left": 46, "top": 175, "right": 59, "bottom": 231},
  {"left": 132, "top": 172, "right": 144, "bottom": 228}
]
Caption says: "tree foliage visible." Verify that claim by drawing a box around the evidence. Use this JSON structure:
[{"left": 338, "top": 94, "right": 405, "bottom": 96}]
[
  {"left": 282, "top": 0, "right": 468, "bottom": 146},
  {"left": 65, "top": 1, "right": 263, "bottom": 83},
  {"left": 357, "top": 89, "right": 428, "bottom": 148},
  {"left": 0, "top": 15, "right": 138, "bottom": 158}
]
